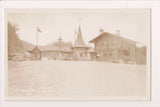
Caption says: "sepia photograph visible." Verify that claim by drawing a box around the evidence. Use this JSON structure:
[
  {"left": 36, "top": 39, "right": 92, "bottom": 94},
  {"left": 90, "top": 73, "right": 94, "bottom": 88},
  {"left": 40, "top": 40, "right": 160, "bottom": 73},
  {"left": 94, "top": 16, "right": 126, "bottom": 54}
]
[{"left": 5, "top": 8, "right": 150, "bottom": 100}]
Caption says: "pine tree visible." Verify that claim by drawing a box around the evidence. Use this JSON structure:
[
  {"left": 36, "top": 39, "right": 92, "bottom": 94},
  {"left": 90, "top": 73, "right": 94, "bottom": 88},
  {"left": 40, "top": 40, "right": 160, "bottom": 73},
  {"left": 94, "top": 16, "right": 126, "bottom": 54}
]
[{"left": 8, "top": 22, "right": 23, "bottom": 53}]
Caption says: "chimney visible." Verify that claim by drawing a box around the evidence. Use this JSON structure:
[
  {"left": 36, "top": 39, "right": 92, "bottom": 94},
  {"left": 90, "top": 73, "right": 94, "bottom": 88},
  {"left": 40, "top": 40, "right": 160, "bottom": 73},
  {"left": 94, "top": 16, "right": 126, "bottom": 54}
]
[
  {"left": 116, "top": 29, "right": 120, "bottom": 36},
  {"left": 100, "top": 28, "right": 104, "bottom": 35}
]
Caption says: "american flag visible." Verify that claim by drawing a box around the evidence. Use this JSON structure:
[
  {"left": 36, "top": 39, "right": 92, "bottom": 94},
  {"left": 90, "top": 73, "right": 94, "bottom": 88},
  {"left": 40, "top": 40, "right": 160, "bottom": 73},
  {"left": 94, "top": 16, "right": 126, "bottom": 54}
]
[{"left": 37, "top": 27, "right": 42, "bottom": 32}]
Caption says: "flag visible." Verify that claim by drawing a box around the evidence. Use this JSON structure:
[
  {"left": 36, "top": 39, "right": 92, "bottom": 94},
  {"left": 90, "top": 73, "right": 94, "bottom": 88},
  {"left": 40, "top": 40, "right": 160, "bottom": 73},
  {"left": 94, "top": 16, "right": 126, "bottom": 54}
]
[{"left": 37, "top": 27, "right": 42, "bottom": 33}]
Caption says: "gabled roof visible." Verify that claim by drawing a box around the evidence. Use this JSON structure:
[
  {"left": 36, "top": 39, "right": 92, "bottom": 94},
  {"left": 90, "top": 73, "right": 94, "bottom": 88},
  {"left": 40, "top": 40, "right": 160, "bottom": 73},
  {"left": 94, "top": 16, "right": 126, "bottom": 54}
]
[
  {"left": 71, "top": 45, "right": 90, "bottom": 49},
  {"left": 27, "top": 45, "right": 73, "bottom": 52},
  {"left": 27, "top": 46, "right": 41, "bottom": 52},
  {"left": 89, "top": 32, "right": 137, "bottom": 44},
  {"left": 61, "top": 47, "right": 73, "bottom": 52}
]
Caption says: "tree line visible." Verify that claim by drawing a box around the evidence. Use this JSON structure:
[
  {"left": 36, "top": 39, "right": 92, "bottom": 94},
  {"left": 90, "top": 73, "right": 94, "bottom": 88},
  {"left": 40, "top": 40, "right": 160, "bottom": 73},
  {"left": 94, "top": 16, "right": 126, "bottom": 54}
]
[{"left": 8, "top": 22, "right": 24, "bottom": 53}]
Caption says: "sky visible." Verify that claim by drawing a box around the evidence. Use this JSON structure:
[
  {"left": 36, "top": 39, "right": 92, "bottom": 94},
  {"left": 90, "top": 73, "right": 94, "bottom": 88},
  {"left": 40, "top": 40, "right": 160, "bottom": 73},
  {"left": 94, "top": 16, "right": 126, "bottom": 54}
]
[{"left": 7, "top": 8, "right": 150, "bottom": 46}]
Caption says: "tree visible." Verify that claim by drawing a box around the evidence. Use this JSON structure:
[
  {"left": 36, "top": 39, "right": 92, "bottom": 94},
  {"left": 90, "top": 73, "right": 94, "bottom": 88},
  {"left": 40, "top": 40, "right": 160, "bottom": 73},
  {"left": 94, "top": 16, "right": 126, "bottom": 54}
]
[
  {"left": 136, "top": 45, "right": 147, "bottom": 64},
  {"left": 8, "top": 22, "right": 23, "bottom": 53},
  {"left": 49, "top": 38, "right": 73, "bottom": 49}
]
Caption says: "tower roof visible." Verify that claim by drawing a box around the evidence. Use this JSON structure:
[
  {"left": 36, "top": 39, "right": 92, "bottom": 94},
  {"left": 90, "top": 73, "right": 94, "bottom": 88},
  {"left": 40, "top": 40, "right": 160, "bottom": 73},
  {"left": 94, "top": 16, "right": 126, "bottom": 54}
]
[{"left": 74, "top": 24, "right": 86, "bottom": 46}]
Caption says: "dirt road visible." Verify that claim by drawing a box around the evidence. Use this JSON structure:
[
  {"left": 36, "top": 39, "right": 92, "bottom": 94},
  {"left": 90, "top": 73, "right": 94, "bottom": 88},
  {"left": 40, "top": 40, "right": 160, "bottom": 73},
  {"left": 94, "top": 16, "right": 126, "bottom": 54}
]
[{"left": 8, "top": 60, "right": 147, "bottom": 99}]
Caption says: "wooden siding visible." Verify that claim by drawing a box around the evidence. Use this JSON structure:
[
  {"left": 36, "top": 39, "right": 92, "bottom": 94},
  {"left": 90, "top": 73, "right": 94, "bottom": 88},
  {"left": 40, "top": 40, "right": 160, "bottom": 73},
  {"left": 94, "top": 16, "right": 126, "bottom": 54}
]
[{"left": 93, "top": 35, "right": 136, "bottom": 62}]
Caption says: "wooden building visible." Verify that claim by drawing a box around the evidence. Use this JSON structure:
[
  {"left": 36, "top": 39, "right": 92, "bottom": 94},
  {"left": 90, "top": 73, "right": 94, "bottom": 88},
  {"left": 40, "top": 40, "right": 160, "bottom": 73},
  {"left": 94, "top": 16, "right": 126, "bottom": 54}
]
[
  {"left": 28, "top": 46, "right": 41, "bottom": 60},
  {"left": 89, "top": 29, "right": 137, "bottom": 63},
  {"left": 26, "top": 25, "right": 96, "bottom": 61},
  {"left": 71, "top": 25, "right": 91, "bottom": 60},
  {"left": 40, "top": 46, "right": 73, "bottom": 60}
]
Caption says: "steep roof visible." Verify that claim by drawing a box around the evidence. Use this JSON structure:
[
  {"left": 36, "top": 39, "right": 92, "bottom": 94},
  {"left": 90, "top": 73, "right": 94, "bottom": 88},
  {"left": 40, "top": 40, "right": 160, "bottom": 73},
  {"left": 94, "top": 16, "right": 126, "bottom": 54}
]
[
  {"left": 89, "top": 32, "right": 137, "bottom": 44},
  {"left": 74, "top": 24, "right": 86, "bottom": 46}
]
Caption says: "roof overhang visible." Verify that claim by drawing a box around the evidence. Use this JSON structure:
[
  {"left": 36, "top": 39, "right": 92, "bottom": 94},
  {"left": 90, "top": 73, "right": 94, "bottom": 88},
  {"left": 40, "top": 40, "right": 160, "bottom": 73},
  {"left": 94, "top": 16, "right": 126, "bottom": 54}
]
[{"left": 89, "top": 32, "right": 138, "bottom": 44}]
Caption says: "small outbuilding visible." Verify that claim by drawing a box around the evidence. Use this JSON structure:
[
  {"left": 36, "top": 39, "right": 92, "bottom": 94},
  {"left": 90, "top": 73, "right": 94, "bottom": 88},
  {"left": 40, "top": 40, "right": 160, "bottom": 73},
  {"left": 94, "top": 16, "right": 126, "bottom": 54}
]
[{"left": 28, "top": 46, "right": 41, "bottom": 60}]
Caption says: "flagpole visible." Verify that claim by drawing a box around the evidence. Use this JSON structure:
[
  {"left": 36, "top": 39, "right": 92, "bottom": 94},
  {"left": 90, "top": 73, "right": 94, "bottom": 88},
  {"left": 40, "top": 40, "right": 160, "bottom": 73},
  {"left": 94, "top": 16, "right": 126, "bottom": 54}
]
[
  {"left": 74, "top": 29, "right": 76, "bottom": 44},
  {"left": 36, "top": 27, "right": 42, "bottom": 46},
  {"left": 36, "top": 29, "right": 38, "bottom": 46}
]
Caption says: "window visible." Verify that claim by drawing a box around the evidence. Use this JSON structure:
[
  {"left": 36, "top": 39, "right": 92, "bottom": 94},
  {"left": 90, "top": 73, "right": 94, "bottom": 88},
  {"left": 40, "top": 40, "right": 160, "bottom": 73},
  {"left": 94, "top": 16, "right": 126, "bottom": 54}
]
[
  {"left": 85, "top": 53, "right": 87, "bottom": 56},
  {"left": 80, "top": 52, "right": 83, "bottom": 57},
  {"left": 123, "top": 50, "right": 129, "bottom": 56},
  {"left": 109, "top": 53, "right": 112, "bottom": 56},
  {"left": 104, "top": 53, "right": 108, "bottom": 57},
  {"left": 108, "top": 41, "right": 111, "bottom": 45}
]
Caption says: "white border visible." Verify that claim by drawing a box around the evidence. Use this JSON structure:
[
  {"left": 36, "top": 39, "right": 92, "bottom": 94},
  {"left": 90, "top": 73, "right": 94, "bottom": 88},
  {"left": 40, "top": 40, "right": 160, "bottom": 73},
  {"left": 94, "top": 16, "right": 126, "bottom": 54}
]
[
  {"left": 4, "top": 8, "right": 151, "bottom": 101},
  {"left": 0, "top": 1, "right": 160, "bottom": 107}
]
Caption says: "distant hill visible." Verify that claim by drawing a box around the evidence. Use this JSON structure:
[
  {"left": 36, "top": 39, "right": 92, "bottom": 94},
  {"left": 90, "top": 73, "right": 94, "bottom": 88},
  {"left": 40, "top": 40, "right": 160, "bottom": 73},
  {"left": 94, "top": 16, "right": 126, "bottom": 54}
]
[
  {"left": 21, "top": 40, "right": 35, "bottom": 52},
  {"left": 8, "top": 22, "right": 74, "bottom": 54}
]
